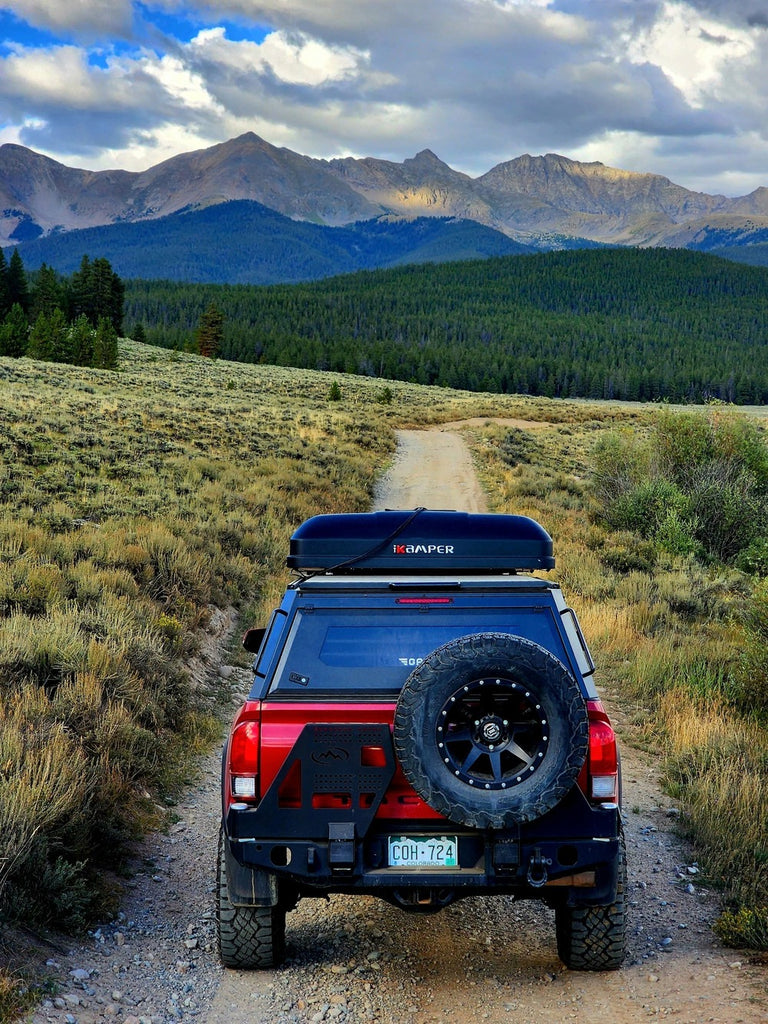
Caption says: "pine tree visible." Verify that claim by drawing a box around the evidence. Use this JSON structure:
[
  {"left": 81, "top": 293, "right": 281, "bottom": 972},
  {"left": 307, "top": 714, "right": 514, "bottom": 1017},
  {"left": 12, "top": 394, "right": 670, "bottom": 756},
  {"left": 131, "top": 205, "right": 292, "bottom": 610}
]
[
  {"left": 68, "top": 314, "right": 94, "bottom": 366},
  {"left": 93, "top": 316, "right": 118, "bottom": 369},
  {"left": 69, "top": 254, "right": 125, "bottom": 332},
  {"left": 31, "top": 263, "right": 63, "bottom": 322},
  {"left": 69, "top": 254, "right": 93, "bottom": 322},
  {"left": 27, "top": 310, "right": 58, "bottom": 361},
  {"left": 195, "top": 302, "right": 224, "bottom": 358},
  {"left": 7, "top": 249, "right": 30, "bottom": 314},
  {"left": 0, "top": 249, "right": 10, "bottom": 318},
  {"left": 0, "top": 303, "right": 28, "bottom": 357}
]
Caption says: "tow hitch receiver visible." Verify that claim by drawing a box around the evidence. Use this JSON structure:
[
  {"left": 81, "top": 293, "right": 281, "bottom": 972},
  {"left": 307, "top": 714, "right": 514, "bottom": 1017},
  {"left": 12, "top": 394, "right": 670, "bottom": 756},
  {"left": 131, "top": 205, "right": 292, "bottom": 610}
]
[{"left": 329, "top": 822, "right": 356, "bottom": 871}]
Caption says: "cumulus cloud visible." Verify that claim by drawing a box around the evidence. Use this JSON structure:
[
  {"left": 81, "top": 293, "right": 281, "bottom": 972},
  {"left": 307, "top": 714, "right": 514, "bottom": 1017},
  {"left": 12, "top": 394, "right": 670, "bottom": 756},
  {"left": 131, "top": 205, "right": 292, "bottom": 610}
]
[{"left": 1, "top": 0, "right": 767, "bottom": 192}]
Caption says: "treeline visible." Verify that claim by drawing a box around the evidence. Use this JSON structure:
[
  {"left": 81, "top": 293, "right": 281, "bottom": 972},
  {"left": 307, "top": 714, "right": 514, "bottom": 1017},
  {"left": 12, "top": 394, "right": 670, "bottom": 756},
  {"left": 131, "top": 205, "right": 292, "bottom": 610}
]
[
  {"left": 0, "top": 250, "right": 124, "bottom": 369},
  {"left": 125, "top": 248, "right": 768, "bottom": 403}
]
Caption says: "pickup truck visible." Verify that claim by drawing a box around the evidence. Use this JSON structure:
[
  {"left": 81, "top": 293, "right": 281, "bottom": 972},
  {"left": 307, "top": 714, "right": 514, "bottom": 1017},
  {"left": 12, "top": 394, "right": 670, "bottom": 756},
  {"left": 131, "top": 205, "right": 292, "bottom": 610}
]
[{"left": 217, "top": 509, "right": 625, "bottom": 971}]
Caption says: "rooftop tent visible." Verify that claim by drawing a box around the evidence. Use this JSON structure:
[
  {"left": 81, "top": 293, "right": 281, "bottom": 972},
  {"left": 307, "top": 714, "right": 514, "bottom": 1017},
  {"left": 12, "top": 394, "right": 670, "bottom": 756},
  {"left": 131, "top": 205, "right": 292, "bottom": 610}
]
[{"left": 287, "top": 509, "right": 554, "bottom": 574}]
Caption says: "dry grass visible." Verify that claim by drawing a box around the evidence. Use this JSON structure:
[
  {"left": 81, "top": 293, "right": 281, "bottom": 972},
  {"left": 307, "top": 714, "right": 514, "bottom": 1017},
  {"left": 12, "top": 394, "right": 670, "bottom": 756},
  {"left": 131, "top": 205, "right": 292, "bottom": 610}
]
[
  {"left": 2, "top": 341, "right": 767, "bottom": 964},
  {"left": 467, "top": 408, "right": 768, "bottom": 948}
]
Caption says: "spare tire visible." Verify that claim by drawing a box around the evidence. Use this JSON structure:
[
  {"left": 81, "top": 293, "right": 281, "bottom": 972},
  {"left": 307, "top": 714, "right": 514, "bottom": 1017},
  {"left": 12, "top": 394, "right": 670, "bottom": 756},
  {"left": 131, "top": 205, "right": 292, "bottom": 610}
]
[{"left": 393, "top": 632, "right": 588, "bottom": 829}]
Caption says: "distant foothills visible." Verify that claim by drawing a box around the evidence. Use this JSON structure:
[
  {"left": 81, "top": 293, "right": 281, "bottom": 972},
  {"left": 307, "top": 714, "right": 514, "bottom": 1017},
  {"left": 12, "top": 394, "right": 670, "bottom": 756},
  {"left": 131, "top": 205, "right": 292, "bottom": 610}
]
[{"left": 3, "top": 132, "right": 768, "bottom": 283}]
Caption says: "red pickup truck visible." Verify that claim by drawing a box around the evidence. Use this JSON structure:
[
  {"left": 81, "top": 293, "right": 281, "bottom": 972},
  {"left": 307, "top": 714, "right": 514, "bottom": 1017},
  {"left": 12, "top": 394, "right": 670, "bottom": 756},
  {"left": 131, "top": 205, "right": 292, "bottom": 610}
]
[{"left": 217, "top": 510, "right": 625, "bottom": 971}]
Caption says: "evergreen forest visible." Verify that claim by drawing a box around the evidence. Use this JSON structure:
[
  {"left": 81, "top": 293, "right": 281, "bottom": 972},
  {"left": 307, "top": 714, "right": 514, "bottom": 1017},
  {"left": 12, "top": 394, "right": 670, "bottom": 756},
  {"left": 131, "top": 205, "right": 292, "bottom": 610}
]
[
  {"left": 0, "top": 252, "right": 123, "bottom": 369},
  {"left": 126, "top": 248, "right": 768, "bottom": 403}
]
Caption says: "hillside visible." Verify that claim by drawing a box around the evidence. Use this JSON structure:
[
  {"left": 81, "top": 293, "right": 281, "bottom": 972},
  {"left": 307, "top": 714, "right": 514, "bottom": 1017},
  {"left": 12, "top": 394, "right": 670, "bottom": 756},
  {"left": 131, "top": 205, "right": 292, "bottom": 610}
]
[
  {"left": 3, "top": 133, "right": 768, "bottom": 270},
  {"left": 10, "top": 201, "right": 532, "bottom": 284},
  {"left": 126, "top": 247, "right": 768, "bottom": 403}
]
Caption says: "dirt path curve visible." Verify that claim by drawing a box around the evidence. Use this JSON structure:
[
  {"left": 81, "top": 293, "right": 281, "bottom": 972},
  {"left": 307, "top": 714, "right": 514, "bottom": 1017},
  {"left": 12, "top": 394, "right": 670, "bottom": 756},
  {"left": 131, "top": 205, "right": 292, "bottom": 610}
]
[{"left": 28, "top": 428, "right": 767, "bottom": 1024}]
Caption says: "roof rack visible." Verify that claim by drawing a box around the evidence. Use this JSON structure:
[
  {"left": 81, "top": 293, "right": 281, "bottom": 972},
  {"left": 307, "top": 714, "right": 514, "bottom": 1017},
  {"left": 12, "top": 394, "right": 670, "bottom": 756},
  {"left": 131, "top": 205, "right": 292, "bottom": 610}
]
[{"left": 287, "top": 510, "right": 554, "bottom": 574}]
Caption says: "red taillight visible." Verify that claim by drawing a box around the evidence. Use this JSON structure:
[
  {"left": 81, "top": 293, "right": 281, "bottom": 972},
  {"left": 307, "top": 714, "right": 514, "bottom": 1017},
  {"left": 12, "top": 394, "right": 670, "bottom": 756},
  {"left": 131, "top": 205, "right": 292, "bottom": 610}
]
[
  {"left": 229, "top": 719, "right": 260, "bottom": 803},
  {"left": 585, "top": 701, "right": 618, "bottom": 803},
  {"left": 230, "top": 720, "right": 260, "bottom": 772}
]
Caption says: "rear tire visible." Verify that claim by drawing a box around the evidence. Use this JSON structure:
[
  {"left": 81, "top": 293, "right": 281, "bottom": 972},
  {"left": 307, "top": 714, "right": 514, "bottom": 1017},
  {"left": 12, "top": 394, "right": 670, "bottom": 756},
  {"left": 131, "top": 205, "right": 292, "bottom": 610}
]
[
  {"left": 555, "top": 833, "right": 627, "bottom": 971},
  {"left": 216, "top": 829, "right": 286, "bottom": 969}
]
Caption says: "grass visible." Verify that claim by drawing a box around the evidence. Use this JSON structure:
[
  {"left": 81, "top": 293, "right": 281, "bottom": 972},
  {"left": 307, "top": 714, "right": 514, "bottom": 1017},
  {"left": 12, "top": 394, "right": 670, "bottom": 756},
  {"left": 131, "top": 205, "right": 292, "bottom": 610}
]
[
  {"left": 2, "top": 342, "right": 767, "bottom": 1014},
  {"left": 468, "top": 411, "right": 768, "bottom": 950}
]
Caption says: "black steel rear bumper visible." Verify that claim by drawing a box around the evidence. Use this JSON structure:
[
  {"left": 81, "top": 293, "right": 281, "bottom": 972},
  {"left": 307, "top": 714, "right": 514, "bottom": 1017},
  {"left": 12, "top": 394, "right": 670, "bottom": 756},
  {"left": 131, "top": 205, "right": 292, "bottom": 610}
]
[{"left": 224, "top": 724, "right": 622, "bottom": 909}]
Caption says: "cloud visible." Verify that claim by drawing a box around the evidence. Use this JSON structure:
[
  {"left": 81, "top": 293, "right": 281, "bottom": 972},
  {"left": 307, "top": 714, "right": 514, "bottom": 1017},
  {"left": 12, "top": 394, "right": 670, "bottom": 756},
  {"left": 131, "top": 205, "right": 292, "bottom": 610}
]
[
  {"left": 0, "top": 0, "right": 767, "bottom": 193},
  {"left": 0, "top": 0, "right": 133, "bottom": 37},
  {"left": 0, "top": 41, "right": 222, "bottom": 163},
  {"left": 681, "top": 1, "right": 768, "bottom": 29}
]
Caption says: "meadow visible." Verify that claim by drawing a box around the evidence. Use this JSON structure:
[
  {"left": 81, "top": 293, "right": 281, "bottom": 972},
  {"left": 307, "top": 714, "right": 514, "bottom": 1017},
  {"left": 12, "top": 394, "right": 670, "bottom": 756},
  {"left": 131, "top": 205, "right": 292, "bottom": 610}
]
[{"left": 1, "top": 341, "right": 766, "bottom": 1014}]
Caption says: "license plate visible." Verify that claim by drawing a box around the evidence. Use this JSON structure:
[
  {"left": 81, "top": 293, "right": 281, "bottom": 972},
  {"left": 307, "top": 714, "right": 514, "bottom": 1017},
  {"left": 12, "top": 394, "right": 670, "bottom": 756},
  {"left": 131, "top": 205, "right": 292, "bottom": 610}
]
[{"left": 388, "top": 835, "right": 458, "bottom": 868}]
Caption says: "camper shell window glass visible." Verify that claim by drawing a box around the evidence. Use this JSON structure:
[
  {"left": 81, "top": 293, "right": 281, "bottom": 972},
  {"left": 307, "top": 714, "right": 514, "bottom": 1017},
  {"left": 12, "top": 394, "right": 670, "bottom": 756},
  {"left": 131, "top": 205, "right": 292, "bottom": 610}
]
[{"left": 267, "top": 601, "right": 569, "bottom": 697}]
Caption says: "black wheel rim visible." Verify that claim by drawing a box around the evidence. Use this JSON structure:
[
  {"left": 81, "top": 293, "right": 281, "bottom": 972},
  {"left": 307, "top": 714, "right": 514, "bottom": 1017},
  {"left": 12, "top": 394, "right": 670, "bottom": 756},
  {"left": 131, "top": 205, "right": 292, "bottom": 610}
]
[{"left": 435, "top": 677, "right": 549, "bottom": 790}]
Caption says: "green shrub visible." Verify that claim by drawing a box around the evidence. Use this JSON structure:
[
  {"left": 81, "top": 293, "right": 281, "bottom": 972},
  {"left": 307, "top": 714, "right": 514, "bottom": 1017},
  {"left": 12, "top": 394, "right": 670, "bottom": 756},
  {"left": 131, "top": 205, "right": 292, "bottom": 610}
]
[
  {"left": 592, "top": 409, "right": 768, "bottom": 567},
  {"left": 735, "top": 537, "right": 768, "bottom": 576},
  {"left": 591, "top": 428, "right": 650, "bottom": 508},
  {"left": 688, "top": 462, "right": 765, "bottom": 562},
  {"left": 655, "top": 507, "right": 701, "bottom": 557},
  {"left": 604, "top": 478, "right": 690, "bottom": 537},
  {"left": 498, "top": 428, "right": 536, "bottom": 467},
  {"left": 715, "top": 905, "right": 768, "bottom": 949},
  {"left": 600, "top": 532, "right": 657, "bottom": 574}
]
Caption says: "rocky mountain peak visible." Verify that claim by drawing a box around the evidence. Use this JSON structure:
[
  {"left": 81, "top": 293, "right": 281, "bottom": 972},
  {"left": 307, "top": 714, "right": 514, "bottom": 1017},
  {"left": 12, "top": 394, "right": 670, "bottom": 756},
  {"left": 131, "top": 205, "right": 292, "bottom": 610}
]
[{"left": 1, "top": 134, "right": 767, "bottom": 251}]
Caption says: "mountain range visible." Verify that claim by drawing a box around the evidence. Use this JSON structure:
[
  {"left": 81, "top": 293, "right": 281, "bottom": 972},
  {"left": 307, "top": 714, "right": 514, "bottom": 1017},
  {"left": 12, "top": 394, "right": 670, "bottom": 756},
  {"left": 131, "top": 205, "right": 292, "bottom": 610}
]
[{"left": 3, "top": 132, "right": 768, "bottom": 281}]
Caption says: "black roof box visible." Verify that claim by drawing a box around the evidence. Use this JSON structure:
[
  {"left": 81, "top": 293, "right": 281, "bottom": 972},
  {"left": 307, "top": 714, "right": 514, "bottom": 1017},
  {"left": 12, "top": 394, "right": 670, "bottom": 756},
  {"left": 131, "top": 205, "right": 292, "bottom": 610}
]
[{"left": 287, "top": 510, "right": 554, "bottom": 573}]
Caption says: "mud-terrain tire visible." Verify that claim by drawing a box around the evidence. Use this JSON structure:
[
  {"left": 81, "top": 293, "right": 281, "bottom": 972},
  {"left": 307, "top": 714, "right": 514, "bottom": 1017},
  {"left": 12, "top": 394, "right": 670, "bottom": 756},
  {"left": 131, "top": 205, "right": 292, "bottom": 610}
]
[
  {"left": 216, "top": 830, "right": 286, "bottom": 969},
  {"left": 555, "top": 833, "right": 627, "bottom": 971},
  {"left": 393, "top": 632, "right": 589, "bottom": 829}
]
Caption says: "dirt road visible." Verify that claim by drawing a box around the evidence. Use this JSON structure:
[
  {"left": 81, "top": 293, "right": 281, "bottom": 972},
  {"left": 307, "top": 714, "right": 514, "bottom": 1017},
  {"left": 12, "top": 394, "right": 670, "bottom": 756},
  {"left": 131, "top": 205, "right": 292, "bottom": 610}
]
[
  {"left": 371, "top": 428, "right": 487, "bottom": 513},
  {"left": 29, "top": 427, "right": 767, "bottom": 1024}
]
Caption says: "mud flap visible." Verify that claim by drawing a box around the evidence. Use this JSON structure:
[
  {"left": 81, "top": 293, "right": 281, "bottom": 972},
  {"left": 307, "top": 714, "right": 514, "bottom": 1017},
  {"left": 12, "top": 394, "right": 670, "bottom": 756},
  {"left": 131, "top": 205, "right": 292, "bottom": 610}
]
[{"left": 225, "top": 842, "right": 279, "bottom": 907}]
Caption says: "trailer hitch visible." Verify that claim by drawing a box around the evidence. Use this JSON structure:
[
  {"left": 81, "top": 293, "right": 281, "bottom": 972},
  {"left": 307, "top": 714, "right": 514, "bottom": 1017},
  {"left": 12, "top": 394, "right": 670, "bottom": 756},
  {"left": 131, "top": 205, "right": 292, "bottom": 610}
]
[{"left": 526, "top": 849, "right": 552, "bottom": 888}]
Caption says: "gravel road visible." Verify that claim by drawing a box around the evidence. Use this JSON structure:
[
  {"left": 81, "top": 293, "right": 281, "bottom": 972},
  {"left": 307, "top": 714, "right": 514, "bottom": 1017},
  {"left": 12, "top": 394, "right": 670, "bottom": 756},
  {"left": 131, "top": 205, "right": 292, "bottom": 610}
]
[{"left": 27, "top": 426, "right": 768, "bottom": 1024}]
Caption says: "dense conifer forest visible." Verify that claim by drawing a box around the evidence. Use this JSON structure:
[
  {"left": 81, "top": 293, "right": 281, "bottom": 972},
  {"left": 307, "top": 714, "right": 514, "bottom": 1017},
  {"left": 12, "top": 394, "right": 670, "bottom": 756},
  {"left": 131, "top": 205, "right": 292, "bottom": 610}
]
[
  {"left": 125, "top": 248, "right": 768, "bottom": 403},
  {"left": 0, "top": 251, "right": 123, "bottom": 369}
]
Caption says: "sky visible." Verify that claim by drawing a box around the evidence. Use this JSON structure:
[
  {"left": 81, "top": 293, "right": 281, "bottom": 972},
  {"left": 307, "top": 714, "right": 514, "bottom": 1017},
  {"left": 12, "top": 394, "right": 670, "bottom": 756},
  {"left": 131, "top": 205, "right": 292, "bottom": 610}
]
[{"left": 1, "top": 0, "right": 767, "bottom": 196}]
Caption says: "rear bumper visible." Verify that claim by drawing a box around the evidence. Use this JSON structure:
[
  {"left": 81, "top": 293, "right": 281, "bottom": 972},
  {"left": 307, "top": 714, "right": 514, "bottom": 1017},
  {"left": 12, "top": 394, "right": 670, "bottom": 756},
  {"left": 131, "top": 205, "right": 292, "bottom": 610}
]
[{"left": 225, "top": 789, "right": 622, "bottom": 908}]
